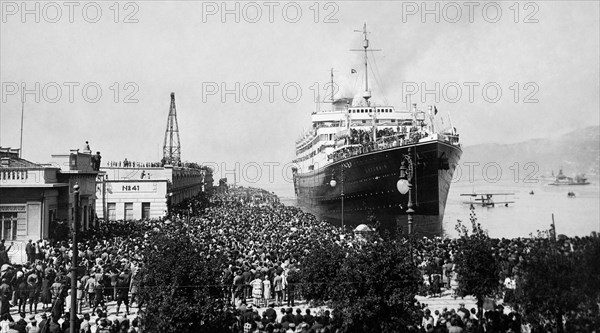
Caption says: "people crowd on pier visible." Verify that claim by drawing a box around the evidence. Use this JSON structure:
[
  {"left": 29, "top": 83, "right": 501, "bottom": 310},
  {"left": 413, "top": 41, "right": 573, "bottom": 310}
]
[
  {"left": 0, "top": 188, "right": 352, "bottom": 332},
  {"left": 1, "top": 223, "right": 145, "bottom": 332},
  {"left": 105, "top": 159, "right": 207, "bottom": 169},
  {"left": 106, "top": 160, "right": 163, "bottom": 168},
  {"left": 1, "top": 186, "right": 597, "bottom": 332}
]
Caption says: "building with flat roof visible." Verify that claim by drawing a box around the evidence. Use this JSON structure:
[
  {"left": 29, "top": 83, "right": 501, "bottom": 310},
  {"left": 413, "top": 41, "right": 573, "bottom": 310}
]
[
  {"left": 96, "top": 160, "right": 207, "bottom": 220},
  {"left": 0, "top": 147, "right": 99, "bottom": 243}
]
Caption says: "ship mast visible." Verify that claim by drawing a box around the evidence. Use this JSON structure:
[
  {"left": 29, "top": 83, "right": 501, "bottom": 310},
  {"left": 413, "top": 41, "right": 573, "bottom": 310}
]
[
  {"left": 354, "top": 23, "right": 372, "bottom": 104},
  {"left": 352, "top": 23, "right": 380, "bottom": 142}
]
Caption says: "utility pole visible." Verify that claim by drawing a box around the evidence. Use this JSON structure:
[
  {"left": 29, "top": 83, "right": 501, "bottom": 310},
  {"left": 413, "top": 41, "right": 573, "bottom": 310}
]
[
  {"left": 341, "top": 165, "right": 345, "bottom": 230},
  {"left": 19, "top": 101, "right": 24, "bottom": 157},
  {"left": 70, "top": 184, "right": 80, "bottom": 333}
]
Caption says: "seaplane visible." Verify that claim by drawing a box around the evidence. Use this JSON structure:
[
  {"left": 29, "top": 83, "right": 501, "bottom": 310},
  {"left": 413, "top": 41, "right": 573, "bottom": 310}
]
[{"left": 460, "top": 192, "right": 515, "bottom": 207}]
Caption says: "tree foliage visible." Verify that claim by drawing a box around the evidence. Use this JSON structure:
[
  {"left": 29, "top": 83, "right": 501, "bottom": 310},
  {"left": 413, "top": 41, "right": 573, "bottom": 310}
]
[
  {"left": 299, "top": 239, "right": 347, "bottom": 304},
  {"left": 139, "top": 220, "right": 231, "bottom": 333},
  {"left": 453, "top": 208, "right": 501, "bottom": 309},
  {"left": 299, "top": 237, "right": 422, "bottom": 332},
  {"left": 511, "top": 237, "right": 600, "bottom": 332}
]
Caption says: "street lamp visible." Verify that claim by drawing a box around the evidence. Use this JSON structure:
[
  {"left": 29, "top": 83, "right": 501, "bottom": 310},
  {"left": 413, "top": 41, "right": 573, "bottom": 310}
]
[
  {"left": 70, "top": 183, "right": 80, "bottom": 333},
  {"left": 397, "top": 154, "right": 415, "bottom": 263},
  {"left": 396, "top": 155, "right": 414, "bottom": 235},
  {"left": 330, "top": 166, "right": 345, "bottom": 229}
]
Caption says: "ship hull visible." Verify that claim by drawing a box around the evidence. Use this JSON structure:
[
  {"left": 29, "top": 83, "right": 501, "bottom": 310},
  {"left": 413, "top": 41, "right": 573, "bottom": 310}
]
[{"left": 293, "top": 140, "right": 462, "bottom": 237}]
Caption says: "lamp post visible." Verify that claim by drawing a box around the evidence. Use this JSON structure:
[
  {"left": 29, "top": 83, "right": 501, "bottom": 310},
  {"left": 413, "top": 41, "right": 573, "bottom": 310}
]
[
  {"left": 397, "top": 154, "right": 415, "bottom": 260},
  {"left": 397, "top": 155, "right": 414, "bottom": 230},
  {"left": 102, "top": 174, "right": 107, "bottom": 222},
  {"left": 330, "top": 165, "right": 345, "bottom": 229},
  {"left": 70, "top": 183, "right": 80, "bottom": 333}
]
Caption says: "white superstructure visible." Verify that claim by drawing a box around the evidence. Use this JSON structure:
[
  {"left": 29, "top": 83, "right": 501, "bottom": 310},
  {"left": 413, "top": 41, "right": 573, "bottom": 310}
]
[{"left": 293, "top": 24, "right": 457, "bottom": 174}]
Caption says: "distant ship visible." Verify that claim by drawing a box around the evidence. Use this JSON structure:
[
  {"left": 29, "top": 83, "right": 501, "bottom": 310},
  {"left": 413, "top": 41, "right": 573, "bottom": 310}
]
[
  {"left": 549, "top": 169, "right": 590, "bottom": 186},
  {"left": 291, "top": 25, "right": 462, "bottom": 237}
]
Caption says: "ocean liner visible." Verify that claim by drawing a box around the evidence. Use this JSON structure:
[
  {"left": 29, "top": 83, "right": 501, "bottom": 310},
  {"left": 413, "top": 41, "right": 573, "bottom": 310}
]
[{"left": 291, "top": 25, "right": 462, "bottom": 237}]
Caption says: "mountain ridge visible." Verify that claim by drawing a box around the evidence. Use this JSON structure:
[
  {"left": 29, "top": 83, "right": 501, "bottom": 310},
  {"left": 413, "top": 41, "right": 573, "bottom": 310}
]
[{"left": 461, "top": 126, "right": 600, "bottom": 176}]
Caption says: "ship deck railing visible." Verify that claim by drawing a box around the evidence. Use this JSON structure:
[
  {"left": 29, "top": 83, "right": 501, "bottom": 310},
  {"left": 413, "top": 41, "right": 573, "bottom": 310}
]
[{"left": 328, "top": 132, "right": 459, "bottom": 163}]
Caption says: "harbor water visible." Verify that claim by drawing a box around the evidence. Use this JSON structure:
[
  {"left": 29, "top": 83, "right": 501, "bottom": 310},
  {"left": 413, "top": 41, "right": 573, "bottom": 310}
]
[{"left": 275, "top": 176, "right": 600, "bottom": 239}]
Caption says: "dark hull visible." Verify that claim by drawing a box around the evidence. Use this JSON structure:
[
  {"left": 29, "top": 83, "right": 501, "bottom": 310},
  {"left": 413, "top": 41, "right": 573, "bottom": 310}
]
[{"left": 293, "top": 140, "right": 462, "bottom": 237}]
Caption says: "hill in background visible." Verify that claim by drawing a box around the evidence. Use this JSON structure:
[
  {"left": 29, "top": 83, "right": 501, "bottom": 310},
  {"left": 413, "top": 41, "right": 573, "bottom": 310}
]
[{"left": 462, "top": 126, "right": 600, "bottom": 177}]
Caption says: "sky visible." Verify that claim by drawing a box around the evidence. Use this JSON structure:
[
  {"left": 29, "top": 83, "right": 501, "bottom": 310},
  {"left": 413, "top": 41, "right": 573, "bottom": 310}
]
[{"left": 1, "top": 0, "right": 599, "bottom": 193}]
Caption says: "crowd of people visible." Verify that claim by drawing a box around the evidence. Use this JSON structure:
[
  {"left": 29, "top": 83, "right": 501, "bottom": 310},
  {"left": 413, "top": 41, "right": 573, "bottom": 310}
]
[
  {"left": 165, "top": 189, "right": 579, "bottom": 333},
  {"left": 172, "top": 190, "right": 357, "bottom": 308},
  {"left": 105, "top": 159, "right": 209, "bottom": 169},
  {"left": 413, "top": 233, "right": 598, "bottom": 300},
  {"left": 1, "top": 222, "right": 147, "bottom": 332},
  {"left": 1, "top": 186, "right": 596, "bottom": 332},
  {"left": 226, "top": 304, "right": 341, "bottom": 333},
  {"left": 329, "top": 127, "right": 428, "bottom": 162},
  {"left": 415, "top": 302, "right": 524, "bottom": 333},
  {"left": 0, "top": 187, "right": 353, "bottom": 333},
  {"left": 106, "top": 160, "right": 162, "bottom": 168}
]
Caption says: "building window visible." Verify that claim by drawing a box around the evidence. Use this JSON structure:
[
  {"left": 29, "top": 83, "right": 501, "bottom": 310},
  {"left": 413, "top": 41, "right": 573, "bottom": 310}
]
[
  {"left": 142, "top": 203, "right": 151, "bottom": 220},
  {"left": 107, "top": 203, "right": 116, "bottom": 221},
  {"left": 0, "top": 213, "right": 17, "bottom": 241},
  {"left": 124, "top": 203, "right": 134, "bottom": 220}
]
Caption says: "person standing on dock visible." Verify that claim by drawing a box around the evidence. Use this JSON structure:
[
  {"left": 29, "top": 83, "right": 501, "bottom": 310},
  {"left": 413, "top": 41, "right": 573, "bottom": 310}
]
[
  {"left": 262, "top": 274, "right": 271, "bottom": 308},
  {"left": 274, "top": 272, "right": 283, "bottom": 306},
  {"left": 250, "top": 274, "right": 263, "bottom": 307},
  {"left": 25, "top": 240, "right": 35, "bottom": 264}
]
